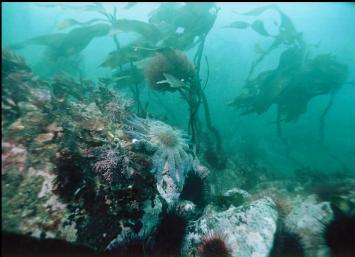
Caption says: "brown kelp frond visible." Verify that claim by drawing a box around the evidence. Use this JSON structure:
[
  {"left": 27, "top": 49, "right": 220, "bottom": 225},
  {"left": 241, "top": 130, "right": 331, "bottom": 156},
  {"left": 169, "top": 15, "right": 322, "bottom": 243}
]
[{"left": 144, "top": 49, "right": 194, "bottom": 91}]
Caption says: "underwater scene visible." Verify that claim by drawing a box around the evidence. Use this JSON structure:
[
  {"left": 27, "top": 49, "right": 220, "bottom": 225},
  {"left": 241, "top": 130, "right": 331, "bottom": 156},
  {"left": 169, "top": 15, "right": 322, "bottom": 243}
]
[{"left": 1, "top": 2, "right": 355, "bottom": 257}]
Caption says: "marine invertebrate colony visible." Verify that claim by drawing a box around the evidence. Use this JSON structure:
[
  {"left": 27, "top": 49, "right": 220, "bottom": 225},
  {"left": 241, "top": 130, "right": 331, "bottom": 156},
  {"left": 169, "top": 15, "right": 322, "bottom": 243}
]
[
  {"left": 89, "top": 141, "right": 130, "bottom": 184},
  {"left": 104, "top": 93, "right": 133, "bottom": 124}
]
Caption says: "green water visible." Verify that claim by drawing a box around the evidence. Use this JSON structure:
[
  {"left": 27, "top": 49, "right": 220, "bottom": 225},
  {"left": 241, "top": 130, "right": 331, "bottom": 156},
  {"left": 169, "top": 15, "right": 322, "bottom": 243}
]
[
  {"left": 1, "top": 2, "right": 355, "bottom": 257},
  {"left": 3, "top": 2, "right": 354, "bottom": 174}
]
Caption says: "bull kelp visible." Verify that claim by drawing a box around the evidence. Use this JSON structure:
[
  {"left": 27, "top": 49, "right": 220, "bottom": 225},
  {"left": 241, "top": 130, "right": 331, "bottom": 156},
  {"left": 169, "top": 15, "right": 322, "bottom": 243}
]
[{"left": 2, "top": 2, "right": 355, "bottom": 257}]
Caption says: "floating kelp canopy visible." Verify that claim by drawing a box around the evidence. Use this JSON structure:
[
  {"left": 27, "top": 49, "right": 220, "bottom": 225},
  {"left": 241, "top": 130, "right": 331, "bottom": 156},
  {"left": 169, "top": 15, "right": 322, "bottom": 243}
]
[
  {"left": 227, "top": 5, "right": 349, "bottom": 146},
  {"left": 2, "top": 3, "right": 355, "bottom": 257},
  {"left": 8, "top": 3, "right": 222, "bottom": 156},
  {"left": 230, "top": 46, "right": 348, "bottom": 122},
  {"left": 96, "top": 2, "right": 221, "bottom": 154}
]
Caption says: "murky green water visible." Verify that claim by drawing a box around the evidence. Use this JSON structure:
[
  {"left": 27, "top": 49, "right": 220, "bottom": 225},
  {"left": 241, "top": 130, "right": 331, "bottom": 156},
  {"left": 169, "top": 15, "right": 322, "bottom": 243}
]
[{"left": 2, "top": 2, "right": 355, "bottom": 257}]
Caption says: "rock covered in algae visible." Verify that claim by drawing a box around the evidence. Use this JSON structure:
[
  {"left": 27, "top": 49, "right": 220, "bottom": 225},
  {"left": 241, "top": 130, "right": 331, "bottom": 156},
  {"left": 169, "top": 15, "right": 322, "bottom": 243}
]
[
  {"left": 182, "top": 198, "right": 278, "bottom": 257},
  {"left": 1, "top": 49, "right": 208, "bottom": 252}
]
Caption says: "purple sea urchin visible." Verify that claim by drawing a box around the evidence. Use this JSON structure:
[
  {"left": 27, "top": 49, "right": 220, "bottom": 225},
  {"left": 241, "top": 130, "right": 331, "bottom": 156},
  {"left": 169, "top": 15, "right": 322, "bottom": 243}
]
[
  {"left": 269, "top": 220, "right": 305, "bottom": 257},
  {"left": 324, "top": 208, "right": 355, "bottom": 257},
  {"left": 151, "top": 208, "right": 188, "bottom": 257},
  {"left": 52, "top": 151, "right": 86, "bottom": 202},
  {"left": 180, "top": 170, "right": 209, "bottom": 208},
  {"left": 197, "top": 232, "right": 232, "bottom": 257}
]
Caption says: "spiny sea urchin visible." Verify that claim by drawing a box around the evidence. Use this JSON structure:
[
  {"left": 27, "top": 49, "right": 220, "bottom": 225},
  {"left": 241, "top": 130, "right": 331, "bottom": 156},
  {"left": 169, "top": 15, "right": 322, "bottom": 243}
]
[
  {"left": 151, "top": 208, "right": 188, "bottom": 257},
  {"left": 52, "top": 151, "right": 87, "bottom": 202},
  {"left": 197, "top": 232, "right": 232, "bottom": 257},
  {"left": 269, "top": 220, "right": 305, "bottom": 257},
  {"left": 180, "top": 170, "right": 209, "bottom": 208},
  {"left": 323, "top": 207, "right": 355, "bottom": 257}
]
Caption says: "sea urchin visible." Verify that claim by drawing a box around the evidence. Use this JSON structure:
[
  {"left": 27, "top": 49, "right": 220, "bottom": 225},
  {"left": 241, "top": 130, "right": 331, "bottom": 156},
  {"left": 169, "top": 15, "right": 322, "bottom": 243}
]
[
  {"left": 152, "top": 208, "right": 188, "bottom": 257},
  {"left": 197, "top": 232, "right": 232, "bottom": 257},
  {"left": 323, "top": 207, "right": 355, "bottom": 257},
  {"left": 269, "top": 220, "right": 305, "bottom": 257}
]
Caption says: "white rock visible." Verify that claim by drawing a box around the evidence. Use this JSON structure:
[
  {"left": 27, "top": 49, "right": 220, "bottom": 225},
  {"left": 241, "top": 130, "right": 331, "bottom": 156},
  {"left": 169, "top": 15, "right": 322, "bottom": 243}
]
[
  {"left": 224, "top": 187, "right": 252, "bottom": 199},
  {"left": 156, "top": 172, "right": 181, "bottom": 205},
  {"left": 182, "top": 198, "right": 278, "bottom": 257},
  {"left": 285, "top": 195, "right": 334, "bottom": 257}
]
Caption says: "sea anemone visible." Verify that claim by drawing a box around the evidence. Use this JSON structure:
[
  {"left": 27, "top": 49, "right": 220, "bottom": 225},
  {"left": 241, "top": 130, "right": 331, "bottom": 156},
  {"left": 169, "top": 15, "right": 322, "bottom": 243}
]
[
  {"left": 151, "top": 208, "right": 188, "bottom": 257},
  {"left": 197, "top": 232, "right": 232, "bottom": 257},
  {"left": 144, "top": 49, "right": 195, "bottom": 91},
  {"left": 149, "top": 121, "right": 192, "bottom": 187},
  {"left": 323, "top": 207, "right": 355, "bottom": 257},
  {"left": 269, "top": 220, "right": 305, "bottom": 257},
  {"left": 125, "top": 117, "right": 193, "bottom": 191}
]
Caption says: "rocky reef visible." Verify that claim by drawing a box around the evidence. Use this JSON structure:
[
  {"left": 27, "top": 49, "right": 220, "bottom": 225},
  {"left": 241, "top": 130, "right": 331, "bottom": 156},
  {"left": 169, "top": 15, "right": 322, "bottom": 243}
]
[
  {"left": 2, "top": 50, "right": 354, "bottom": 257},
  {"left": 1, "top": 50, "right": 202, "bottom": 252},
  {"left": 183, "top": 198, "right": 278, "bottom": 257}
]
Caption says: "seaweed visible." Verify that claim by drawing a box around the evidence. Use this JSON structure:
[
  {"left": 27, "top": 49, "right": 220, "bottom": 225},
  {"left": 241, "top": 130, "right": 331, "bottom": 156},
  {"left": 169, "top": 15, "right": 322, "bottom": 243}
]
[{"left": 227, "top": 5, "right": 348, "bottom": 163}]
